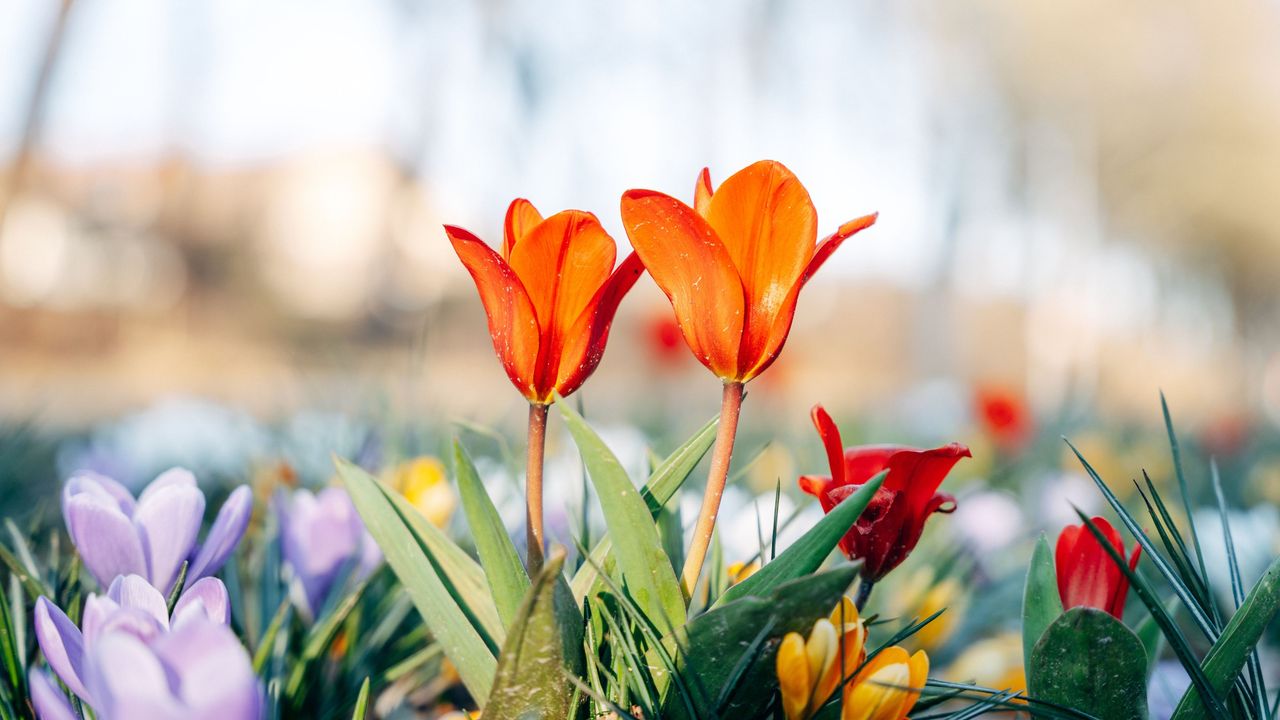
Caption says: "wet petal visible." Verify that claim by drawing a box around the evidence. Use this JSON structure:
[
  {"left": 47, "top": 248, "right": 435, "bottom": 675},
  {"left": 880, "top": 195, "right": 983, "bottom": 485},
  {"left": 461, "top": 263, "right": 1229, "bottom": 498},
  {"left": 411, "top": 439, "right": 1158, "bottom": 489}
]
[
  {"left": 502, "top": 198, "right": 543, "bottom": 258},
  {"left": 693, "top": 168, "right": 713, "bottom": 216},
  {"left": 621, "top": 189, "right": 745, "bottom": 378},
  {"left": 704, "top": 160, "right": 817, "bottom": 377},
  {"left": 445, "top": 224, "right": 541, "bottom": 399},
  {"left": 506, "top": 210, "right": 616, "bottom": 399},
  {"left": 186, "top": 485, "right": 253, "bottom": 586}
]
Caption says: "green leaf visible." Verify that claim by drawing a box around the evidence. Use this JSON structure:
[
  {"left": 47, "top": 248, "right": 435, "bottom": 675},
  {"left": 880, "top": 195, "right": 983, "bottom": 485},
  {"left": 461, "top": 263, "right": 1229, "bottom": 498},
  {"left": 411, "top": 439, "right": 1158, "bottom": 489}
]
[
  {"left": 484, "top": 550, "right": 585, "bottom": 720},
  {"left": 1022, "top": 533, "right": 1063, "bottom": 677},
  {"left": 351, "top": 677, "right": 370, "bottom": 720},
  {"left": 1029, "top": 607, "right": 1149, "bottom": 720},
  {"left": 570, "top": 415, "right": 718, "bottom": 601},
  {"left": 665, "top": 564, "right": 860, "bottom": 719},
  {"left": 376, "top": 474, "right": 505, "bottom": 647},
  {"left": 1171, "top": 554, "right": 1280, "bottom": 720},
  {"left": 336, "top": 457, "right": 497, "bottom": 702},
  {"left": 454, "top": 438, "right": 530, "bottom": 629},
  {"left": 715, "top": 472, "right": 884, "bottom": 607},
  {"left": 555, "top": 400, "right": 686, "bottom": 636}
]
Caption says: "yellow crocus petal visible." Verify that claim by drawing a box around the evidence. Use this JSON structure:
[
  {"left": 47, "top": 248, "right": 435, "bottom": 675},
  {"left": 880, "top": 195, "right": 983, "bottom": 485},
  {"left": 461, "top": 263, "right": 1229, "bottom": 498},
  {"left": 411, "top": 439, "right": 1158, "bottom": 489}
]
[
  {"left": 814, "top": 619, "right": 867, "bottom": 711},
  {"left": 396, "top": 457, "right": 455, "bottom": 527},
  {"left": 829, "top": 595, "right": 860, "bottom": 632},
  {"left": 900, "top": 650, "right": 930, "bottom": 715},
  {"left": 914, "top": 579, "right": 962, "bottom": 651},
  {"left": 777, "top": 632, "right": 813, "bottom": 720},
  {"left": 806, "top": 619, "right": 838, "bottom": 688},
  {"left": 843, "top": 662, "right": 912, "bottom": 720}
]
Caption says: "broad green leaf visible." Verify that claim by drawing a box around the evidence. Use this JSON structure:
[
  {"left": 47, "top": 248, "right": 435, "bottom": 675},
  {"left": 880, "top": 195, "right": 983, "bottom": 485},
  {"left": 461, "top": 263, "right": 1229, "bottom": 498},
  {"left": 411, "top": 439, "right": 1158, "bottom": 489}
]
[
  {"left": 1021, "top": 533, "right": 1062, "bottom": 676},
  {"left": 1029, "top": 607, "right": 1149, "bottom": 720},
  {"left": 715, "top": 472, "right": 884, "bottom": 607},
  {"left": 376, "top": 476, "right": 505, "bottom": 647},
  {"left": 570, "top": 415, "right": 717, "bottom": 600},
  {"left": 336, "top": 457, "right": 497, "bottom": 702},
  {"left": 351, "top": 677, "right": 370, "bottom": 720},
  {"left": 665, "top": 564, "right": 860, "bottom": 719},
  {"left": 485, "top": 550, "right": 585, "bottom": 720},
  {"left": 556, "top": 400, "right": 686, "bottom": 636},
  {"left": 1171, "top": 554, "right": 1280, "bottom": 720},
  {"left": 454, "top": 439, "right": 530, "bottom": 629}
]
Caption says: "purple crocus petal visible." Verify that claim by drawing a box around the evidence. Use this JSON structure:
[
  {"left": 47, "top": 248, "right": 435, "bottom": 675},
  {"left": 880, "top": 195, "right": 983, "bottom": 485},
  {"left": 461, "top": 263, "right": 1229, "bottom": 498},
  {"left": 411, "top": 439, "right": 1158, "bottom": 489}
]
[
  {"left": 93, "top": 607, "right": 167, "bottom": 648},
  {"left": 64, "top": 493, "right": 147, "bottom": 588},
  {"left": 33, "top": 598, "right": 91, "bottom": 701},
  {"left": 29, "top": 670, "right": 78, "bottom": 720},
  {"left": 133, "top": 482, "right": 205, "bottom": 592},
  {"left": 63, "top": 473, "right": 136, "bottom": 537},
  {"left": 151, "top": 621, "right": 262, "bottom": 720},
  {"left": 137, "top": 468, "right": 198, "bottom": 505},
  {"left": 107, "top": 574, "right": 170, "bottom": 630},
  {"left": 80, "top": 595, "right": 120, "bottom": 648},
  {"left": 87, "top": 633, "right": 183, "bottom": 720},
  {"left": 172, "top": 577, "right": 230, "bottom": 629},
  {"left": 185, "top": 486, "right": 253, "bottom": 587}
]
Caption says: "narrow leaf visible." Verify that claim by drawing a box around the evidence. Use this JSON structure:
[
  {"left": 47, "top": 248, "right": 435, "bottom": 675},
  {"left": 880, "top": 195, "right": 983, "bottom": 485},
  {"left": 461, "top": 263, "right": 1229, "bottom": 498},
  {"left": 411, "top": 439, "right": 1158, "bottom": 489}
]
[
  {"left": 337, "top": 457, "right": 497, "bottom": 702},
  {"left": 454, "top": 439, "right": 530, "bottom": 629},
  {"left": 556, "top": 399, "right": 686, "bottom": 636},
  {"left": 351, "top": 677, "right": 370, "bottom": 720},
  {"left": 715, "top": 471, "right": 884, "bottom": 607},
  {"left": 1022, "top": 533, "right": 1063, "bottom": 676}
]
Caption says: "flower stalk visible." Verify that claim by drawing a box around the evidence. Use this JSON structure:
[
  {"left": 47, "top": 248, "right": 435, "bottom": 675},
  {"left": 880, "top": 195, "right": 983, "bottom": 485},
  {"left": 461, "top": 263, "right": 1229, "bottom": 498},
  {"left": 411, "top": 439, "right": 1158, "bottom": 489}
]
[
  {"left": 680, "top": 380, "right": 744, "bottom": 594},
  {"left": 526, "top": 402, "right": 549, "bottom": 573}
]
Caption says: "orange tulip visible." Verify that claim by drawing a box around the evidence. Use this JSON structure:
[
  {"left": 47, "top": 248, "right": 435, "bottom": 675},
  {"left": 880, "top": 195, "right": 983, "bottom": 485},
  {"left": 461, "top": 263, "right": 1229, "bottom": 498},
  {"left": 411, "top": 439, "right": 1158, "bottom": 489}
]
[
  {"left": 445, "top": 199, "right": 644, "bottom": 405},
  {"left": 620, "top": 160, "right": 876, "bottom": 383}
]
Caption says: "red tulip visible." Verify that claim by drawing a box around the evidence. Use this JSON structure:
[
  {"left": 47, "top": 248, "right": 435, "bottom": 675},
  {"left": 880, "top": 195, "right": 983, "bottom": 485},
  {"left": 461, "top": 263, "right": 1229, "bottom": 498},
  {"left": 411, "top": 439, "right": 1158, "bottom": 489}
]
[
  {"left": 445, "top": 199, "right": 644, "bottom": 404},
  {"left": 1055, "top": 517, "right": 1142, "bottom": 619},
  {"left": 798, "top": 405, "right": 970, "bottom": 582}
]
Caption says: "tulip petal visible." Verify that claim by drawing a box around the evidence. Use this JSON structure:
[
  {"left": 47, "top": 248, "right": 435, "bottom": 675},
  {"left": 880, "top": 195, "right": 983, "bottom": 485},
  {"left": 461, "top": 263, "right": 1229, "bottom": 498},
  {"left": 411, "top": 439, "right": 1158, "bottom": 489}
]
[
  {"left": 186, "top": 485, "right": 253, "bottom": 586},
  {"left": 507, "top": 210, "right": 617, "bottom": 399},
  {"left": 553, "top": 251, "right": 645, "bottom": 397},
  {"left": 704, "top": 160, "right": 817, "bottom": 377},
  {"left": 133, "top": 482, "right": 206, "bottom": 593},
  {"left": 693, "top": 168, "right": 713, "bottom": 216},
  {"left": 29, "top": 670, "right": 78, "bottom": 720},
  {"left": 810, "top": 405, "right": 847, "bottom": 487},
  {"left": 34, "top": 598, "right": 92, "bottom": 701},
  {"left": 107, "top": 575, "right": 170, "bottom": 630},
  {"left": 744, "top": 212, "right": 877, "bottom": 379},
  {"left": 1056, "top": 517, "right": 1130, "bottom": 617},
  {"left": 446, "top": 224, "right": 542, "bottom": 399},
  {"left": 890, "top": 443, "right": 971, "bottom": 517},
  {"left": 64, "top": 493, "right": 148, "bottom": 588},
  {"left": 621, "top": 189, "right": 745, "bottom": 378},
  {"left": 502, "top": 198, "right": 543, "bottom": 258},
  {"left": 173, "top": 577, "right": 231, "bottom": 628}
]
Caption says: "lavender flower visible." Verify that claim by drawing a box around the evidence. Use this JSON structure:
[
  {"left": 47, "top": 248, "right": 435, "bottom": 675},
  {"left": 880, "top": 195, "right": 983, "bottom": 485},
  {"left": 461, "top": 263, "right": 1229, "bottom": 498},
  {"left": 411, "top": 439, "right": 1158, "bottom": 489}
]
[
  {"left": 276, "top": 487, "right": 381, "bottom": 617},
  {"left": 62, "top": 468, "right": 252, "bottom": 592},
  {"left": 32, "top": 575, "right": 260, "bottom": 720}
]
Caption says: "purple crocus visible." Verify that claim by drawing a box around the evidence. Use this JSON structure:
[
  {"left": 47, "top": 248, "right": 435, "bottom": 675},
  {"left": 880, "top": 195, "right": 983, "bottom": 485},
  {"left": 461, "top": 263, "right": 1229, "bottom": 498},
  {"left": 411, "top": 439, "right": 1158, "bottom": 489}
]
[
  {"left": 62, "top": 468, "right": 252, "bottom": 592},
  {"left": 276, "top": 487, "right": 381, "bottom": 618},
  {"left": 31, "top": 575, "right": 260, "bottom": 720}
]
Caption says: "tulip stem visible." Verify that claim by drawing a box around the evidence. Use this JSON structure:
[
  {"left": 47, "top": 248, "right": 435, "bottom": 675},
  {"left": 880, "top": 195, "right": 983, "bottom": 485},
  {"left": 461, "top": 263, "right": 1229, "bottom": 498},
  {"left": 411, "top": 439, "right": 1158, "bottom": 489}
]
[
  {"left": 526, "top": 403, "right": 549, "bottom": 574},
  {"left": 680, "top": 381, "right": 745, "bottom": 596},
  {"left": 855, "top": 579, "right": 875, "bottom": 611}
]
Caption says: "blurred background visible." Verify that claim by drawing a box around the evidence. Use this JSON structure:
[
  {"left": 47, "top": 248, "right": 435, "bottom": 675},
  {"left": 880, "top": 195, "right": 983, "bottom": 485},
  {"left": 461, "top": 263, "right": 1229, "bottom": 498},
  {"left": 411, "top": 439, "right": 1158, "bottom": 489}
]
[{"left": 3, "top": 0, "right": 1280, "bottom": 444}]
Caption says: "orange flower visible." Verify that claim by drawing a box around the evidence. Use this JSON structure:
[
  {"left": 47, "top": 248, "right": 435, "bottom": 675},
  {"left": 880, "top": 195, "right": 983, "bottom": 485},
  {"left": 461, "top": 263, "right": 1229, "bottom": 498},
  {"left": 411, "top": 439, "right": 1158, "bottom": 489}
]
[
  {"left": 620, "top": 160, "right": 876, "bottom": 383},
  {"left": 445, "top": 199, "right": 644, "bottom": 404}
]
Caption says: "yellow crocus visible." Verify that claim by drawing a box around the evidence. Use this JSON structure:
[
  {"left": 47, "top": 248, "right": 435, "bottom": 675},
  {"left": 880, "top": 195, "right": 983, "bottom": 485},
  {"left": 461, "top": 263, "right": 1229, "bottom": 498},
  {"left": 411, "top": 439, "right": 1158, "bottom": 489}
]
[
  {"left": 388, "top": 456, "right": 455, "bottom": 528},
  {"left": 842, "top": 646, "right": 929, "bottom": 720},
  {"left": 727, "top": 560, "right": 760, "bottom": 586},
  {"left": 776, "top": 596, "right": 867, "bottom": 720}
]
